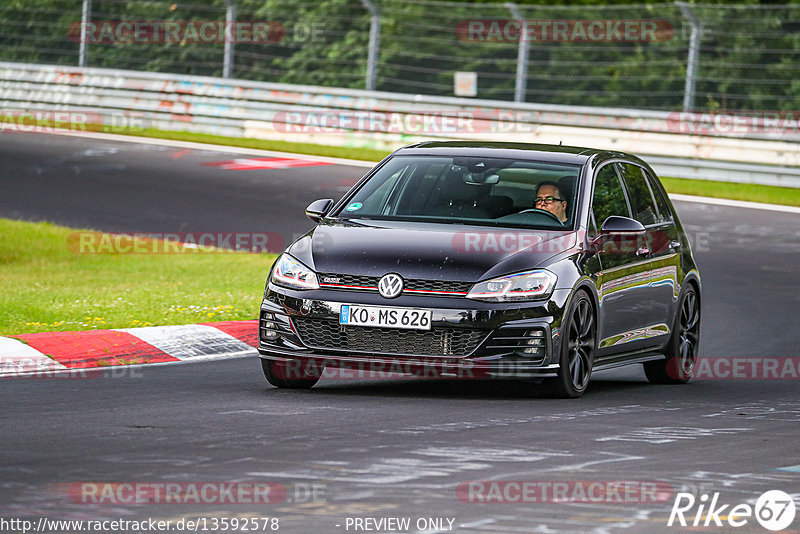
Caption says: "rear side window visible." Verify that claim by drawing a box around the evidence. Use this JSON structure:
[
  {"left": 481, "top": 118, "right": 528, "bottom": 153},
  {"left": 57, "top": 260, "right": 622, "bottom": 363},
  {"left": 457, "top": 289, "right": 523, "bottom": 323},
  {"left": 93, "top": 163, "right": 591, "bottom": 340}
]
[
  {"left": 617, "top": 163, "right": 659, "bottom": 226},
  {"left": 591, "top": 164, "right": 630, "bottom": 226}
]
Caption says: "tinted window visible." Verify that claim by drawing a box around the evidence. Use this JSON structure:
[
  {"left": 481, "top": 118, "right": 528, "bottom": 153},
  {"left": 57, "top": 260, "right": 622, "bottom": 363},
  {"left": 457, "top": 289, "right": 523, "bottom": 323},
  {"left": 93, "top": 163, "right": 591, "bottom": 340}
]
[
  {"left": 592, "top": 164, "right": 629, "bottom": 226},
  {"left": 617, "top": 163, "right": 659, "bottom": 226},
  {"left": 642, "top": 168, "right": 674, "bottom": 224}
]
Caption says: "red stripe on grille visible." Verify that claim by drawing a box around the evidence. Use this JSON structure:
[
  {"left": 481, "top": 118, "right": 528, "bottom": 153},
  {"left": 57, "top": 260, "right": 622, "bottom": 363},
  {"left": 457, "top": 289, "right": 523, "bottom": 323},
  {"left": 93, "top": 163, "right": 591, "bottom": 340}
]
[{"left": 319, "top": 283, "right": 378, "bottom": 290}]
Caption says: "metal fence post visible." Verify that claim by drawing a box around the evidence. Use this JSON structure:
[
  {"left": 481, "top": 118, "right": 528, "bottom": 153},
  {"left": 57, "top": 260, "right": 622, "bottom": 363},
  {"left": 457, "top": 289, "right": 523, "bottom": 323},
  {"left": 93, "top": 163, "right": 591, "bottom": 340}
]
[
  {"left": 223, "top": 0, "right": 237, "bottom": 78},
  {"left": 360, "top": 0, "right": 380, "bottom": 91},
  {"left": 79, "top": 0, "right": 91, "bottom": 67},
  {"left": 677, "top": 2, "right": 701, "bottom": 112},
  {"left": 505, "top": 2, "right": 528, "bottom": 103}
]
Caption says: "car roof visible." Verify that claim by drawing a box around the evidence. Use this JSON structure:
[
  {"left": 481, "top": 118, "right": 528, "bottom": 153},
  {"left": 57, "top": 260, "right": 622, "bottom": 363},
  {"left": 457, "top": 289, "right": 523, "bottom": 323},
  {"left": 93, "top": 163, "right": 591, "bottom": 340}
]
[{"left": 393, "top": 141, "right": 639, "bottom": 166}]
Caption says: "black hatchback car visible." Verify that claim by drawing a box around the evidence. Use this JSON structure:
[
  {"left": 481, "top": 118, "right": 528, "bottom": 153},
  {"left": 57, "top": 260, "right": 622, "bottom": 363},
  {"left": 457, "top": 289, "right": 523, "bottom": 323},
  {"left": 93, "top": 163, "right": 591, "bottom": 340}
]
[{"left": 258, "top": 142, "right": 701, "bottom": 397}]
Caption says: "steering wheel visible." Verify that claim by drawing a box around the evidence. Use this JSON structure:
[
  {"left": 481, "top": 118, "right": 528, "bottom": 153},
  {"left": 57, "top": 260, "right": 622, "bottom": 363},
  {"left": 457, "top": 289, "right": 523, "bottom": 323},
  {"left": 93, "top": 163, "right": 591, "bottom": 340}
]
[{"left": 517, "top": 208, "right": 564, "bottom": 224}]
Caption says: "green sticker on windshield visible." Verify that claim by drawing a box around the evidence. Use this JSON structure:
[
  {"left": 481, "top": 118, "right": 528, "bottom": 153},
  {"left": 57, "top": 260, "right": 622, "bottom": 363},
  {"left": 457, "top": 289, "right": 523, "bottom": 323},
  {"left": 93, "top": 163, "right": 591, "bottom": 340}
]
[{"left": 345, "top": 202, "right": 363, "bottom": 211}]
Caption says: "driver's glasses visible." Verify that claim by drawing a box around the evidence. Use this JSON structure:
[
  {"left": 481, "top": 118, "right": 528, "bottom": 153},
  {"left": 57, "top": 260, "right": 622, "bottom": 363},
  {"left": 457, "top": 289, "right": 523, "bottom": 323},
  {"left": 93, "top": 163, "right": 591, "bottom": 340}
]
[{"left": 534, "top": 196, "right": 564, "bottom": 206}]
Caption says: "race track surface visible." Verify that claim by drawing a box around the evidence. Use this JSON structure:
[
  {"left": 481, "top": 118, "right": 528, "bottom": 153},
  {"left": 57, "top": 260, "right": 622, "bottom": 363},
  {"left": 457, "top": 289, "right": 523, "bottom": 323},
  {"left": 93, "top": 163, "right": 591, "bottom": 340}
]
[{"left": 1, "top": 132, "right": 799, "bottom": 533}]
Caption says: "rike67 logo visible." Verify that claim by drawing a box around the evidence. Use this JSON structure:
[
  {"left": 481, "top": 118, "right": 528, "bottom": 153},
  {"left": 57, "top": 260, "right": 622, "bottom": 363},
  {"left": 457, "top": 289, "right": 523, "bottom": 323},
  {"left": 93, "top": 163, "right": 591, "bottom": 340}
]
[{"left": 668, "top": 490, "right": 796, "bottom": 531}]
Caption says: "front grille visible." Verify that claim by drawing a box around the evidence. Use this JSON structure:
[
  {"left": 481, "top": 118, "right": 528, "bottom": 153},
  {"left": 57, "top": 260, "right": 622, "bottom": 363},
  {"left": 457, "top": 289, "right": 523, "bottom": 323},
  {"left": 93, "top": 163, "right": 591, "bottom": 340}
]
[
  {"left": 292, "top": 318, "right": 486, "bottom": 357},
  {"left": 318, "top": 273, "right": 472, "bottom": 296},
  {"left": 405, "top": 279, "right": 472, "bottom": 294},
  {"left": 319, "top": 273, "right": 376, "bottom": 288}
]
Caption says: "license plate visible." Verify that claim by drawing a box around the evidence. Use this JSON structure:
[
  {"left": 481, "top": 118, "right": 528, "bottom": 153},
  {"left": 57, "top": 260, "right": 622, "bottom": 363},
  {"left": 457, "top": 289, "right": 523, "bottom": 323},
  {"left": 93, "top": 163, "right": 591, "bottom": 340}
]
[{"left": 339, "top": 305, "right": 432, "bottom": 330}]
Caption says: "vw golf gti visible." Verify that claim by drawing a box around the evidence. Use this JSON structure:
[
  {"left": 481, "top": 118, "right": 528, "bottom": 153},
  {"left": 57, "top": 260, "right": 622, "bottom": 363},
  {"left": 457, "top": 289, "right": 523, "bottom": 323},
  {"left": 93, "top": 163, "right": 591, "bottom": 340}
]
[{"left": 258, "top": 142, "right": 701, "bottom": 397}]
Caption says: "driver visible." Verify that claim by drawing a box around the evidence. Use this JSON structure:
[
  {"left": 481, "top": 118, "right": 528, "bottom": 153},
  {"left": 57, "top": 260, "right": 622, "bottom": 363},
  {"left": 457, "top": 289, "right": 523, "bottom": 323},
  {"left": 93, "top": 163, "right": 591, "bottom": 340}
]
[{"left": 533, "top": 181, "right": 568, "bottom": 223}]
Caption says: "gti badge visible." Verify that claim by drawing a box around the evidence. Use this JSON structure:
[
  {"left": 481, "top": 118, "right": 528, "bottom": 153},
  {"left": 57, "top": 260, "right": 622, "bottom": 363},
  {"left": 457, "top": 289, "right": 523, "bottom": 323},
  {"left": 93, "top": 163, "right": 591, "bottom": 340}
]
[{"left": 378, "top": 273, "right": 403, "bottom": 299}]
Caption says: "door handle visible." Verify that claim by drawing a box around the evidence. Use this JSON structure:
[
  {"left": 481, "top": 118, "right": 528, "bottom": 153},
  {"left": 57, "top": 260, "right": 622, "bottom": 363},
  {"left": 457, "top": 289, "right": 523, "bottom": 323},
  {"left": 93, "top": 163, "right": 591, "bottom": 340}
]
[{"left": 636, "top": 246, "right": 651, "bottom": 256}]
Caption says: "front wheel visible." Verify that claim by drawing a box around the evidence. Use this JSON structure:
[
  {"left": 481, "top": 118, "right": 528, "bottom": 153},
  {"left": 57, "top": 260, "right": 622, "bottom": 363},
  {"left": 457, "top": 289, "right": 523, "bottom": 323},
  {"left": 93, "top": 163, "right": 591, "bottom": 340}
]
[
  {"left": 644, "top": 285, "right": 700, "bottom": 384},
  {"left": 261, "top": 358, "right": 321, "bottom": 389},
  {"left": 545, "top": 291, "right": 596, "bottom": 398}
]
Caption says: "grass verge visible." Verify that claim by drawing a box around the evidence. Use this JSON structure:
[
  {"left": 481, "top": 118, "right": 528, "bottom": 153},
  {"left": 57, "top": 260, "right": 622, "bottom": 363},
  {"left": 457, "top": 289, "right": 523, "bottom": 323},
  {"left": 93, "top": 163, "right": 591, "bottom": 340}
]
[
  {"left": 660, "top": 177, "right": 800, "bottom": 207},
  {"left": 0, "top": 218, "right": 276, "bottom": 335}
]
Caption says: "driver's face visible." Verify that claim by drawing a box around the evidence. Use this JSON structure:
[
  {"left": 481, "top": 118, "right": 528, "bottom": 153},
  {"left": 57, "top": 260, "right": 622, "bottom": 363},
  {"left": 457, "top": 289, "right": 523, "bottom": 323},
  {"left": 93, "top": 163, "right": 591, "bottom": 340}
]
[{"left": 535, "top": 184, "right": 567, "bottom": 222}]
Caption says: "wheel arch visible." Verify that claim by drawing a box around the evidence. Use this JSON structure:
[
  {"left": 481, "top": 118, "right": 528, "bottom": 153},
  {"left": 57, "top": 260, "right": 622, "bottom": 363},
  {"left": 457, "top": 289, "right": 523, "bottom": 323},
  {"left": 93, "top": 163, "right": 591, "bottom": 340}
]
[{"left": 552, "top": 278, "right": 599, "bottom": 360}]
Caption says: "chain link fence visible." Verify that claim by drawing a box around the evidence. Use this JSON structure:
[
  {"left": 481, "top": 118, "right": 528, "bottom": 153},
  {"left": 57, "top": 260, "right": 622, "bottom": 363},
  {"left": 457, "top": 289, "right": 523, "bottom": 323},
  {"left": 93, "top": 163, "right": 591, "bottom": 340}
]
[{"left": 1, "top": 0, "right": 799, "bottom": 112}]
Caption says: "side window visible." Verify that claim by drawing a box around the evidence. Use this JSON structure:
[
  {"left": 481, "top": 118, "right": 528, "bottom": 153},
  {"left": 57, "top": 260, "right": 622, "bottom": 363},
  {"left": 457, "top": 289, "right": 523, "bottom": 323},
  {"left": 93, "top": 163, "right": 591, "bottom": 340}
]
[
  {"left": 591, "top": 164, "right": 630, "bottom": 227},
  {"left": 359, "top": 167, "right": 405, "bottom": 214},
  {"left": 643, "top": 168, "right": 674, "bottom": 224},
  {"left": 617, "top": 163, "right": 659, "bottom": 226},
  {"left": 400, "top": 163, "right": 448, "bottom": 214}
]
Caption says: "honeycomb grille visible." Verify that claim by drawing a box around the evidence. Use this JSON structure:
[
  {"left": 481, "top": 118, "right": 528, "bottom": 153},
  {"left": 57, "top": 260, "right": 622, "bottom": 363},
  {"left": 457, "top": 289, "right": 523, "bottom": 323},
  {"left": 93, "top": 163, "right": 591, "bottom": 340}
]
[
  {"left": 405, "top": 279, "right": 472, "bottom": 293},
  {"left": 292, "top": 318, "right": 486, "bottom": 357},
  {"left": 318, "top": 273, "right": 472, "bottom": 295},
  {"left": 319, "top": 274, "right": 376, "bottom": 288}
]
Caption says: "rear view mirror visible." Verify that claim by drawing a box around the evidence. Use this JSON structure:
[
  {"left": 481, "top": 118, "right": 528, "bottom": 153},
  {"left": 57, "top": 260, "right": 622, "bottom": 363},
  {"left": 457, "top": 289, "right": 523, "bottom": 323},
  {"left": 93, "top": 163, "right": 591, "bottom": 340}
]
[
  {"left": 305, "top": 198, "right": 334, "bottom": 223},
  {"left": 464, "top": 173, "right": 500, "bottom": 185}
]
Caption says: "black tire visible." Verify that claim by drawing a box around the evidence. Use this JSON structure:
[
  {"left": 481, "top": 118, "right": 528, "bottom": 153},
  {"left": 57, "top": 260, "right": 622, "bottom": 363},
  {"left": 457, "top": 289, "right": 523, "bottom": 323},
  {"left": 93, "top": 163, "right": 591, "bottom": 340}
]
[
  {"left": 544, "top": 291, "right": 596, "bottom": 398},
  {"left": 261, "top": 358, "right": 321, "bottom": 389},
  {"left": 644, "top": 285, "right": 700, "bottom": 384}
]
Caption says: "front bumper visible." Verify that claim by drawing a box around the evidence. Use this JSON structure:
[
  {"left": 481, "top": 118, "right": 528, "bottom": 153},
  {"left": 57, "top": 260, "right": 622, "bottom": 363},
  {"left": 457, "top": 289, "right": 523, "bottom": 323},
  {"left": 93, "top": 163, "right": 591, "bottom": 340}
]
[{"left": 257, "top": 284, "right": 572, "bottom": 379}]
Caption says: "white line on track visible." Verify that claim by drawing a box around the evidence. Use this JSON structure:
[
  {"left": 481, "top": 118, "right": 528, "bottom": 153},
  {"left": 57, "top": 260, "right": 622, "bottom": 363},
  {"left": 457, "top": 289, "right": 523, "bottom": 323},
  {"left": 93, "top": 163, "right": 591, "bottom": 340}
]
[
  {"left": 45, "top": 129, "right": 377, "bottom": 167},
  {"left": 669, "top": 193, "right": 800, "bottom": 214},
  {"left": 37, "top": 129, "right": 800, "bottom": 214}
]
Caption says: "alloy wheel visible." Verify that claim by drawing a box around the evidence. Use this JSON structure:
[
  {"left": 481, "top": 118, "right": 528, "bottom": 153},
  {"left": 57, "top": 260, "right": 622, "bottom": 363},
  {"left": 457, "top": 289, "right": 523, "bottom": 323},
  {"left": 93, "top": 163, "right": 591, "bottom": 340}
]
[
  {"left": 567, "top": 298, "right": 595, "bottom": 390},
  {"left": 677, "top": 290, "right": 700, "bottom": 376}
]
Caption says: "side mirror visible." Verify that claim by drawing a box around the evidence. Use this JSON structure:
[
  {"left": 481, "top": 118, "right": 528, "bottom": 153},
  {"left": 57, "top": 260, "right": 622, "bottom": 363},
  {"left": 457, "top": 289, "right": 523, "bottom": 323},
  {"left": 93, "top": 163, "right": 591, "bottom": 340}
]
[
  {"left": 589, "top": 216, "right": 646, "bottom": 254},
  {"left": 305, "top": 198, "right": 334, "bottom": 223},
  {"left": 600, "top": 215, "right": 645, "bottom": 235}
]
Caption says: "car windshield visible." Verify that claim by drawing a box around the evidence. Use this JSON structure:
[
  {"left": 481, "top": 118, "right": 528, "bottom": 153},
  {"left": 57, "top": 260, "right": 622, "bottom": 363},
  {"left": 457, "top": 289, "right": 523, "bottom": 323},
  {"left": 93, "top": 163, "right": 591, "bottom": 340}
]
[{"left": 335, "top": 155, "right": 581, "bottom": 229}]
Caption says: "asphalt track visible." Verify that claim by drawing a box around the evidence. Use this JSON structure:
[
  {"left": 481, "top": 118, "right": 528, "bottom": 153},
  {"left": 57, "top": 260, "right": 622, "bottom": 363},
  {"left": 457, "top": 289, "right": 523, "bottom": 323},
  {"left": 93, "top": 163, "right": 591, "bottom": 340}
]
[{"left": 1, "top": 131, "right": 799, "bottom": 533}]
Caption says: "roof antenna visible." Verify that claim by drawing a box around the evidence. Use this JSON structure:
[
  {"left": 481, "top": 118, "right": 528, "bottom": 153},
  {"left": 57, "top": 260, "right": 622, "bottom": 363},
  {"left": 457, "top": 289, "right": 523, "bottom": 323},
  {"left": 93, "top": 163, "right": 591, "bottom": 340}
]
[{"left": 559, "top": 140, "right": 563, "bottom": 146}]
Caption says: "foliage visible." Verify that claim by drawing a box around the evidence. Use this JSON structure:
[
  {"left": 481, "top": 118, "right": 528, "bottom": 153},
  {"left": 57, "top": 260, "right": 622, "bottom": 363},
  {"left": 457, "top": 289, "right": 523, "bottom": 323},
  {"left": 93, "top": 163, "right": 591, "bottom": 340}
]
[{"left": 1, "top": 0, "right": 799, "bottom": 110}]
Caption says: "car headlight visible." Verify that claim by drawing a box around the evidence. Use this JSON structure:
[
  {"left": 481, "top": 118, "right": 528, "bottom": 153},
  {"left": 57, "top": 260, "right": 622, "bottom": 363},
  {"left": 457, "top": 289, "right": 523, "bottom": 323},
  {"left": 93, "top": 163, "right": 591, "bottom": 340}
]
[
  {"left": 466, "top": 270, "right": 557, "bottom": 301},
  {"left": 270, "top": 254, "right": 319, "bottom": 290}
]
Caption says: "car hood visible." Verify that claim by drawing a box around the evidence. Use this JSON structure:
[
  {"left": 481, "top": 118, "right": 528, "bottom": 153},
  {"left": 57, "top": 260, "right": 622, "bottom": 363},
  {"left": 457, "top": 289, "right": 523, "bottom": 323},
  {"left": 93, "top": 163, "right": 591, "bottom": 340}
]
[{"left": 287, "top": 219, "right": 578, "bottom": 282}]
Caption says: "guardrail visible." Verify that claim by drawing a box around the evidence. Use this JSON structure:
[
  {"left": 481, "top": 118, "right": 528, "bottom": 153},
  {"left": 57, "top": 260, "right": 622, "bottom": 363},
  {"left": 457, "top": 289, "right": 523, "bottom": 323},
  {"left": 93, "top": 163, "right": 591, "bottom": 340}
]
[{"left": 1, "top": 61, "right": 799, "bottom": 187}]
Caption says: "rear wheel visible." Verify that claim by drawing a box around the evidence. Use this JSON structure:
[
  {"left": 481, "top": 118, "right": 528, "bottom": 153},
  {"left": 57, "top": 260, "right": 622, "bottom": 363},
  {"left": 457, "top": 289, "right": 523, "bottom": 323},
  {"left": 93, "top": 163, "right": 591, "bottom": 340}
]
[
  {"left": 644, "top": 286, "right": 700, "bottom": 384},
  {"left": 261, "top": 358, "right": 321, "bottom": 389},
  {"left": 545, "top": 291, "right": 596, "bottom": 398}
]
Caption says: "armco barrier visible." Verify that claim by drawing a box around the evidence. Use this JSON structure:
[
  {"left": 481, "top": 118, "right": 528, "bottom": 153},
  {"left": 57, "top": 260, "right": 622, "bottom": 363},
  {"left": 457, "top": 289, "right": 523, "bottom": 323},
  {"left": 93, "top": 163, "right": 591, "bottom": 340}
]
[{"left": 1, "top": 61, "right": 799, "bottom": 187}]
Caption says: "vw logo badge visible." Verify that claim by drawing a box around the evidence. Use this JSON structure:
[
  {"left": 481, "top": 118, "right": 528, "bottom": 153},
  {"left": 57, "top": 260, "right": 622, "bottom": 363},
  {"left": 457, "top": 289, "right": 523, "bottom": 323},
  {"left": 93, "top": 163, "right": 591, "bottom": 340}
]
[{"left": 378, "top": 273, "right": 403, "bottom": 299}]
